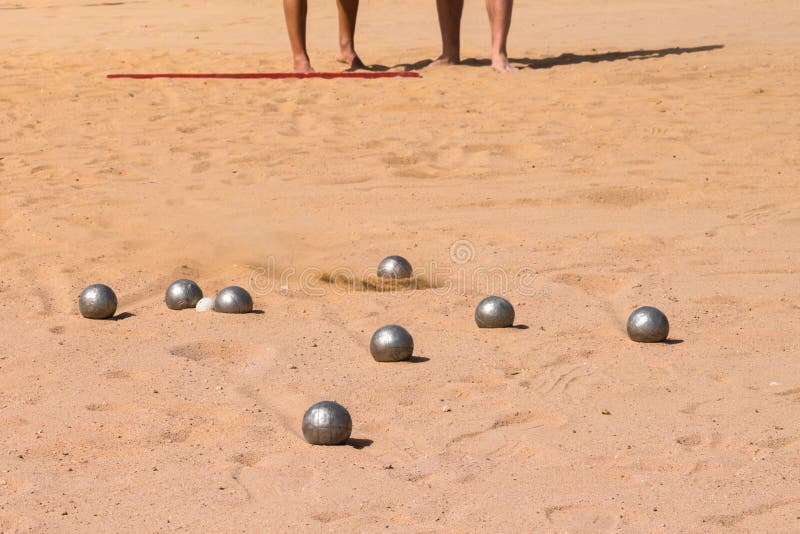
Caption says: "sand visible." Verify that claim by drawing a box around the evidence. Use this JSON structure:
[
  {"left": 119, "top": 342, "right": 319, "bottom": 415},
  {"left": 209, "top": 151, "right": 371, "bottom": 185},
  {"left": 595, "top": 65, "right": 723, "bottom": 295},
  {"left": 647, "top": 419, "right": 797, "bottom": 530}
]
[{"left": 1, "top": 0, "right": 799, "bottom": 531}]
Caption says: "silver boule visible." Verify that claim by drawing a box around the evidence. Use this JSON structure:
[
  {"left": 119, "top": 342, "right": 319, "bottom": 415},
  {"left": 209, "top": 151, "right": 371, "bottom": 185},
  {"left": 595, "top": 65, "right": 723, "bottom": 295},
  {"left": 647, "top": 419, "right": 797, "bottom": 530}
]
[
  {"left": 214, "top": 286, "right": 253, "bottom": 314},
  {"left": 79, "top": 284, "right": 117, "bottom": 320},
  {"left": 165, "top": 279, "right": 203, "bottom": 310},
  {"left": 626, "top": 306, "right": 669, "bottom": 343},
  {"left": 302, "top": 401, "right": 352, "bottom": 445},
  {"left": 377, "top": 255, "right": 413, "bottom": 279},
  {"left": 475, "top": 296, "right": 515, "bottom": 328},
  {"left": 370, "top": 324, "right": 414, "bottom": 362}
]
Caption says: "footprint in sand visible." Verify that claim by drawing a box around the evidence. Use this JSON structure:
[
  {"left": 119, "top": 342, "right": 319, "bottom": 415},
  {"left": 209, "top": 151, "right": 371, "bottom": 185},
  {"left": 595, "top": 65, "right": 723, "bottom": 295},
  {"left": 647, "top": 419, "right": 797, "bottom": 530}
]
[
  {"left": 101, "top": 369, "right": 130, "bottom": 379},
  {"left": 703, "top": 499, "right": 800, "bottom": 528},
  {"left": 160, "top": 428, "right": 191, "bottom": 444},
  {"left": 169, "top": 340, "right": 249, "bottom": 366},
  {"left": 545, "top": 504, "right": 620, "bottom": 532},
  {"left": 230, "top": 451, "right": 264, "bottom": 467},
  {"left": 85, "top": 402, "right": 114, "bottom": 412}
]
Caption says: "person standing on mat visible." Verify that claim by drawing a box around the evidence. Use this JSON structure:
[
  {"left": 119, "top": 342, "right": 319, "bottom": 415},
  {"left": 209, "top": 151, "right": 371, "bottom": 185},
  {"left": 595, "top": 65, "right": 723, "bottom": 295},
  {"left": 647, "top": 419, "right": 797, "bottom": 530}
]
[
  {"left": 283, "top": 0, "right": 364, "bottom": 73},
  {"left": 432, "top": 0, "right": 516, "bottom": 72}
]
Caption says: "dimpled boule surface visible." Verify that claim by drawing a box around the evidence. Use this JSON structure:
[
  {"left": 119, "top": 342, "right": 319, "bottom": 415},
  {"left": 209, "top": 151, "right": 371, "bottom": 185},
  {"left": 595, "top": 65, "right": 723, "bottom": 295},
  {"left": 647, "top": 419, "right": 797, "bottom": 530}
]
[
  {"left": 370, "top": 324, "right": 414, "bottom": 362},
  {"left": 165, "top": 279, "right": 203, "bottom": 310},
  {"left": 626, "top": 306, "right": 669, "bottom": 343},
  {"left": 214, "top": 286, "right": 253, "bottom": 314},
  {"left": 302, "top": 401, "right": 352, "bottom": 445},
  {"left": 377, "top": 255, "right": 413, "bottom": 279},
  {"left": 79, "top": 284, "right": 117, "bottom": 320},
  {"left": 474, "top": 296, "right": 515, "bottom": 328}
]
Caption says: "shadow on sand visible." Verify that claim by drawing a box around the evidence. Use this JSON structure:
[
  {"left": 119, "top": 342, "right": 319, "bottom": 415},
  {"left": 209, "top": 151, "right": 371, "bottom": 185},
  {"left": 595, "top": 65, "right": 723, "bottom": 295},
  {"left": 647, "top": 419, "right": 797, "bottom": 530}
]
[
  {"left": 347, "top": 438, "right": 373, "bottom": 449},
  {"left": 358, "top": 44, "right": 724, "bottom": 72}
]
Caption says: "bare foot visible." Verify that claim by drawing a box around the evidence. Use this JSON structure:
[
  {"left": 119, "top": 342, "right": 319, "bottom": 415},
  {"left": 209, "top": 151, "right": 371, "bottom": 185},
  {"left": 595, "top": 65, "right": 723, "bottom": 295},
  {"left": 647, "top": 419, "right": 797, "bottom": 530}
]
[
  {"left": 491, "top": 54, "right": 518, "bottom": 73},
  {"left": 427, "top": 55, "right": 460, "bottom": 68},
  {"left": 293, "top": 55, "right": 315, "bottom": 73},
  {"left": 336, "top": 51, "right": 366, "bottom": 70}
]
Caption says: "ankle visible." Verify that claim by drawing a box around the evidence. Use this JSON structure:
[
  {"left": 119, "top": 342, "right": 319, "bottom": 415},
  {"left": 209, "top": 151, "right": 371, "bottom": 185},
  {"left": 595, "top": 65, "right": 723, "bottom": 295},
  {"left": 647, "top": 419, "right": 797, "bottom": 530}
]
[
  {"left": 492, "top": 46, "right": 508, "bottom": 59},
  {"left": 440, "top": 47, "right": 460, "bottom": 63},
  {"left": 293, "top": 55, "right": 313, "bottom": 72}
]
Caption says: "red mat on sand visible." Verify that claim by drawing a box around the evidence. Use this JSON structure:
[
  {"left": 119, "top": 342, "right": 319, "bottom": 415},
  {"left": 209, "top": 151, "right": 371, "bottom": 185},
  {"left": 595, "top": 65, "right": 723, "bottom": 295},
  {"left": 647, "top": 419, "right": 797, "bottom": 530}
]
[{"left": 107, "top": 72, "right": 420, "bottom": 79}]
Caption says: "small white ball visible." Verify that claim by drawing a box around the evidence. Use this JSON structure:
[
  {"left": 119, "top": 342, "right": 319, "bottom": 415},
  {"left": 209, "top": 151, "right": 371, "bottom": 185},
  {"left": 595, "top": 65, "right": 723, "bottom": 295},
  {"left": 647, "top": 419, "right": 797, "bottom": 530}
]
[{"left": 195, "top": 297, "right": 215, "bottom": 312}]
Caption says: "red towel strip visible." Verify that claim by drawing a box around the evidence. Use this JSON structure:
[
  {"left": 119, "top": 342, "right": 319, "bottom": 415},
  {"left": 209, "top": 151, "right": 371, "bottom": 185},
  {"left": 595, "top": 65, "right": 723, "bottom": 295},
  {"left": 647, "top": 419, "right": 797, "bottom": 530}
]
[{"left": 107, "top": 72, "right": 421, "bottom": 79}]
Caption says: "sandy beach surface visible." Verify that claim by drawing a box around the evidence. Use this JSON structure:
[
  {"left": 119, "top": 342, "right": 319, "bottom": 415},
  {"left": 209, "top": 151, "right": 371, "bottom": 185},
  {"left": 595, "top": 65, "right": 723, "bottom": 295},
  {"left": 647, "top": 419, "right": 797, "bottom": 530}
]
[{"left": 1, "top": 0, "right": 799, "bottom": 531}]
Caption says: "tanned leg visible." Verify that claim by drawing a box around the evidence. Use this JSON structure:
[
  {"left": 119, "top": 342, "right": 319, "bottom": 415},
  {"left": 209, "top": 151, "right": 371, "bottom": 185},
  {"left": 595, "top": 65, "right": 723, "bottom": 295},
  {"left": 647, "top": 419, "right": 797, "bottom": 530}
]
[
  {"left": 485, "top": 0, "right": 516, "bottom": 72},
  {"left": 335, "top": 0, "right": 365, "bottom": 69},
  {"left": 283, "top": 0, "right": 314, "bottom": 73},
  {"left": 430, "top": 0, "right": 464, "bottom": 66}
]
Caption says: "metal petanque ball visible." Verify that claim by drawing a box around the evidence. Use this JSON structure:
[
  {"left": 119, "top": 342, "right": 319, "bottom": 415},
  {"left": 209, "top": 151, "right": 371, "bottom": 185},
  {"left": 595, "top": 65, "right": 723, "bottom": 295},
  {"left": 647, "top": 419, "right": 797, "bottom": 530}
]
[
  {"left": 302, "top": 401, "right": 352, "bottom": 446},
  {"left": 165, "top": 279, "right": 203, "bottom": 310},
  {"left": 370, "top": 324, "right": 414, "bottom": 362},
  {"left": 79, "top": 284, "right": 117, "bottom": 320},
  {"left": 626, "top": 306, "right": 669, "bottom": 343},
  {"left": 474, "top": 296, "right": 515, "bottom": 328},
  {"left": 377, "top": 255, "right": 413, "bottom": 279},
  {"left": 214, "top": 286, "right": 253, "bottom": 314}
]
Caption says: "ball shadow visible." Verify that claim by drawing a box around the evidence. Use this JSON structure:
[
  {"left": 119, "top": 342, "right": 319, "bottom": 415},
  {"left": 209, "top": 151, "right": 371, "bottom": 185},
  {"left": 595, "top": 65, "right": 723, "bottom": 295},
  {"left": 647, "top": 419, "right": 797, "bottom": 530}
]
[
  {"left": 250, "top": 309, "right": 265, "bottom": 315},
  {"left": 346, "top": 438, "right": 373, "bottom": 449},
  {"left": 112, "top": 312, "right": 135, "bottom": 321},
  {"left": 406, "top": 356, "right": 430, "bottom": 363},
  {"left": 512, "top": 324, "right": 529, "bottom": 330},
  {"left": 664, "top": 339, "right": 684, "bottom": 345}
]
